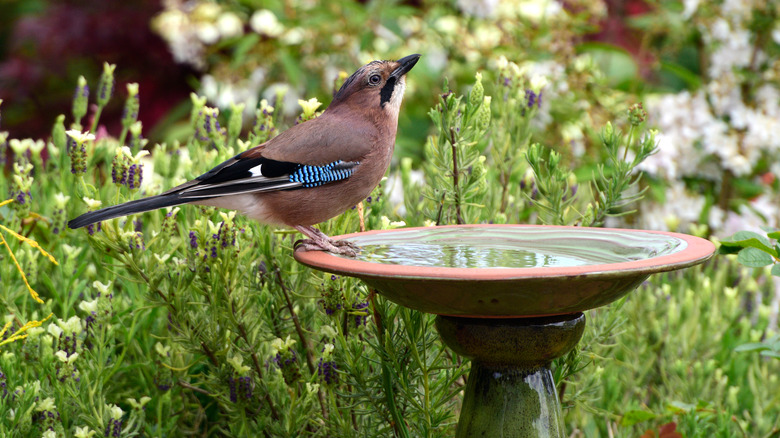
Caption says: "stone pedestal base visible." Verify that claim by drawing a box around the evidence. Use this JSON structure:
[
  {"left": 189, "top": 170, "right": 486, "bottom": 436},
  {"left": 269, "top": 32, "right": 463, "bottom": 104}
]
[{"left": 436, "top": 313, "right": 586, "bottom": 438}]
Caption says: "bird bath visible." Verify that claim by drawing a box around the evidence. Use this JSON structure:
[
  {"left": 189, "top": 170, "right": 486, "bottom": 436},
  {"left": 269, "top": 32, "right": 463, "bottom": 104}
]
[{"left": 294, "top": 224, "right": 716, "bottom": 437}]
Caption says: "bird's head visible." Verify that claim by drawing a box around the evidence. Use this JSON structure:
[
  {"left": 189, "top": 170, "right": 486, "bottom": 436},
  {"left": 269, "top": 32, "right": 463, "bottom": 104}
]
[{"left": 330, "top": 54, "right": 421, "bottom": 116}]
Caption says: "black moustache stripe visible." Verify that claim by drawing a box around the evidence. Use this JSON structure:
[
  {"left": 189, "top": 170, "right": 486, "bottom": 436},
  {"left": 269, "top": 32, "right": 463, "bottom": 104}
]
[{"left": 380, "top": 76, "right": 396, "bottom": 107}]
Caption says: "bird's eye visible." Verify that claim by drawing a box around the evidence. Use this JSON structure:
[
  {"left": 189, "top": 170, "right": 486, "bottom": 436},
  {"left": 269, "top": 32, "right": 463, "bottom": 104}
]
[{"left": 369, "top": 74, "right": 382, "bottom": 85}]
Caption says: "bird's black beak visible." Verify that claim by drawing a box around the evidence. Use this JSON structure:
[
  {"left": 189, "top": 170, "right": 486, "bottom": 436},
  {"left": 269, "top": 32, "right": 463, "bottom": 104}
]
[{"left": 391, "top": 54, "right": 421, "bottom": 79}]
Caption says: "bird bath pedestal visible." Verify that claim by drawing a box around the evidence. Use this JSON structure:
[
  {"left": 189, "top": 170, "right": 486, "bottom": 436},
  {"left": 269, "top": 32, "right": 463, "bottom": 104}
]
[{"left": 294, "top": 225, "right": 715, "bottom": 437}]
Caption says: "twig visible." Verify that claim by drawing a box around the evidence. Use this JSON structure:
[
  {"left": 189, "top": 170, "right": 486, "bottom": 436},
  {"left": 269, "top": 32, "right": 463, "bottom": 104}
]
[
  {"left": 449, "top": 127, "right": 464, "bottom": 224},
  {"left": 236, "top": 319, "right": 280, "bottom": 421},
  {"left": 178, "top": 379, "right": 212, "bottom": 396},
  {"left": 273, "top": 266, "right": 328, "bottom": 419},
  {"left": 369, "top": 291, "right": 411, "bottom": 438}
]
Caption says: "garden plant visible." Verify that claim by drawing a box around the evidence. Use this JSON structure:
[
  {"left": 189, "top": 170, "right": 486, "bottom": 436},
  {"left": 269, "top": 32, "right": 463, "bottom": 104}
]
[{"left": 1, "top": 1, "right": 779, "bottom": 437}]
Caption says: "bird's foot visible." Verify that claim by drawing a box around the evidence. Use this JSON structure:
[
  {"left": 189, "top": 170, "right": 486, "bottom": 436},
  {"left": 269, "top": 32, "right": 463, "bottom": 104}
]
[
  {"left": 294, "top": 239, "right": 359, "bottom": 257},
  {"left": 293, "top": 225, "right": 360, "bottom": 257}
]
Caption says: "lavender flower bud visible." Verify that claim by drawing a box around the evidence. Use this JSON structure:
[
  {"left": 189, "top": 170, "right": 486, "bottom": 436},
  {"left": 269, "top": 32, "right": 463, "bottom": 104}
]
[
  {"left": 0, "top": 132, "right": 6, "bottom": 168},
  {"left": 351, "top": 300, "right": 369, "bottom": 328},
  {"left": 11, "top": 161, "right": 34, "bottom": 217},
  {"left": 318, "top": 357, "right": 338, "bottom": 385},
  {"left": 603, "top": 121, "right": 614, "bottom": 140},
  {"left": 127, "top": 164, "right": 143, "bottom": 190},
  {"left": 524, "top": 89, "right": 537, "bottom": 108},
  {"left": 228, "top": 102, "right": 245, "bottom": 140},
  {"left": 189, "top": 230, "right": 199, "bottom": 250},
  {"left": 189, "top": 93, "right": 208, "bottom": 130},
  {"left": 161, "top": 207, "right": 179, "bottom": 237},
  {"left": 52, "top": 115, "right": 67, "bottom": 154},
  {"left": 123, "top": 230, "right": 145, "bottom": 251},
  {"left": 72, "top": 76, "right": 89, "bottom": 125},
  {"left": 112, "top": 148, "right": 128, "bottom": 186},
  {"left": 123, "top": 148, "right": 149, "bottom": 191},
  {"left": 97, "top": 63, "right": 116, "bottom": 107},
  {"left": 252, "top": 99, "right": 276, "bottom": 143},
  {"left": 68, "top": 142, "right": 87, "bottom": 175},
  {"left": 206, "top": 107, "right": 221, "bottom": 137},
  {"left": 121, "top": 83, "right": 140, "bottom": 130},
  {"left": 520, "top": 168, "right": 535, "bottom": 192},
  {"left": 272, "top": 337, "right": 301, "bottom": 385},
  {"left": 469, "top": 72, "right": 484, "bottom": 108},
  {"left": 627, "top": 102, "right": 647, "bottom": 126},
  {"left": 476, "top": 96, "right": 492, "bottom": 132},
  {"left": 128, "top": 121, "right": 148, "bottom": 152},
  {"left": 273, "top": 350, "right": 301, "bottom": 385},
  {"left": 52, "top": 193, "right": 70, "bottom": 235}
]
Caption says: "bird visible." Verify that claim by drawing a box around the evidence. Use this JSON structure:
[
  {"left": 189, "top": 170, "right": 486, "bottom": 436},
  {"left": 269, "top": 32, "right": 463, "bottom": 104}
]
[{"left": 68, "top": 54, "right": 421, "bottom": 256}]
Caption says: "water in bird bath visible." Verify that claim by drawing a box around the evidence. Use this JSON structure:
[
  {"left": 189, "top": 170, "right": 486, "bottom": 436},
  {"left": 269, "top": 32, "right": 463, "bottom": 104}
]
[{"left": 338, "top": 226, "right": 688, "bottom": 269}]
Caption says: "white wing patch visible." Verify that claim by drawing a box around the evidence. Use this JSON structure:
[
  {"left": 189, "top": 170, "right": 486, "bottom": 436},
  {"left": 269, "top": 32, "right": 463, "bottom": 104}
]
[{"left": 250, "top": 164, "right": 263, "bottom": 177}]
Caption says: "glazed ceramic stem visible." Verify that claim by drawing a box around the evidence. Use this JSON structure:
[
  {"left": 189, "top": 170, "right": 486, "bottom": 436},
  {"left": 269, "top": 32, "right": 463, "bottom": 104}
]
[{"left": 436, "top": 313, "right": 586, "bottom": 438}]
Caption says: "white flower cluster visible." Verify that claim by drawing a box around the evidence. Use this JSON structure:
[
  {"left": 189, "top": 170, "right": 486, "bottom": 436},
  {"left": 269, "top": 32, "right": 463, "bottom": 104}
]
[
  {"left": 152, "top": 3, "right": 310, "bottom": 115},
  {"left": 637, "top": 1, "right": 780, "bottom": 235},
  {"left": 152, "top": 3, "right": 302, "bottom": 70}
]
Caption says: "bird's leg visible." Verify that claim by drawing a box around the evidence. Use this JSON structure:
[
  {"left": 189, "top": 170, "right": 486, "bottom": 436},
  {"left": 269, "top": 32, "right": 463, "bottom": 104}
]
[{"left": 293, "top": 225, "right": 360, "bottom": 256}]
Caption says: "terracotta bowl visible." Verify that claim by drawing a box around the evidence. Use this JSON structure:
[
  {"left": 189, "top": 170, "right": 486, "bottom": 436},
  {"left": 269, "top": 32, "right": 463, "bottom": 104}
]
[{"left": 294, "top": 225, "right": 716, "bottom": 317}]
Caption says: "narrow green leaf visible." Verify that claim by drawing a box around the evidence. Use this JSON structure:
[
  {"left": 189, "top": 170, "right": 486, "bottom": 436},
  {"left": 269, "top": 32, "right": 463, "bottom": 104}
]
[
  {"left": 735, "top": 342, "right": 769, "bottom": 352},
  {"left": 667, "top": 401, "right": 695, "bottom": 413},
  {"left": 660, "top": 61, "right": 702, "bottom": 89},
  {"left": 621, "top": 410, "right": 656, "bottom": 426},
  {"left": 761, "top": 351, "right": 780, "bottom": 359}
]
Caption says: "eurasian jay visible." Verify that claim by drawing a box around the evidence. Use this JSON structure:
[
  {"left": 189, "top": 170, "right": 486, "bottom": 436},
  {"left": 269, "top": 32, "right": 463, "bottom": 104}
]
[{"left": 68, "top": 54, "right": 421, "bottom": 256}]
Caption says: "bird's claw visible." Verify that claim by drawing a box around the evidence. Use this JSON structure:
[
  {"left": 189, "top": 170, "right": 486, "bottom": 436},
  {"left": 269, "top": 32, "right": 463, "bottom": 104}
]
[
  {"left": 294, "top": 238, "right": 359, "bottom": 257},
  {"left": 332, "top": 239, "right": 360, "bottom": 251}
]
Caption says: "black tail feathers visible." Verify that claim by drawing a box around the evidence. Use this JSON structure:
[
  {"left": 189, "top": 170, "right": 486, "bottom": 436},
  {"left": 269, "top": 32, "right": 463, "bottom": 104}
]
[{"left": 68, "top": 194, "right": 187, "bottom": 229}]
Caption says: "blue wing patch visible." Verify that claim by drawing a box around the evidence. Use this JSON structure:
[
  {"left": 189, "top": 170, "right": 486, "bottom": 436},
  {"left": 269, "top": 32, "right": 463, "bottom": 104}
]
[{"left": 289, "top": 161, "right": 359, "bottom": 187}]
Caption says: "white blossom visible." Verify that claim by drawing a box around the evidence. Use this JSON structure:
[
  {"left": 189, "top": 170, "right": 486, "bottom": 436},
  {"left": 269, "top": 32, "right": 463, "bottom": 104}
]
[
  {"left": 195, "top": 22, "right": 220, "bottom": 44},
  {"left": 250, "top": 10, "right": 284, "bottom": 37},
  {"left": 74, "top": 426, "right": 96, "bottom": 438},
  {"left": 155, "top": 342, "right": 171, "bottom": 357},
  {"left": 456, "top": 0, "right": 500, "bottom": 18},
  {"left": 107, "top": 404, "right": 124, "bottom": 420},
  {"left": 35, "top": 397, "right": 57, "bottom": 412},
  {"left": 216, "top": 12, "right": 243, "bottom": 39},
  {"left": 57, "top": 316, "right": 83, "bottom": 335},
  {"left": 637, "top": 182, "right": 705, "bottom": 233},
  {"left": 79, "top": 299, "right": 99, "bottom": 314},
  {"left": 82, "top": 197, "right": 102, "bottom": 210},
  {"left": 65, "top": 130, "right": 95, "bottom": 144},
  {"left": 93, "top": 280, "right": 112, "bottom": 295},
  {"left": 227, "top": 354, "right": 251, "bottom": 374}
]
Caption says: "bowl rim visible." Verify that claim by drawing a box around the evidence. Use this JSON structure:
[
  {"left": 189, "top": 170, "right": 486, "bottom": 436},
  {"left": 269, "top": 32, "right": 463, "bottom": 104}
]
[{"left": 293, "top": 224, "right": 716, "bottom": 281}]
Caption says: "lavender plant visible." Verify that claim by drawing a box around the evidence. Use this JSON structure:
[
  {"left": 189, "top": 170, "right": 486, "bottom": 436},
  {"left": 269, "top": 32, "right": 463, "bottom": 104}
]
[{"left": 2, "top": 4, "right": 780, "bottom": 432}]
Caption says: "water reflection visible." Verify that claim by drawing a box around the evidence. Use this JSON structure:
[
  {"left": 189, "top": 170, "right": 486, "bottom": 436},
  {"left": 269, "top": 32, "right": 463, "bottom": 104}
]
[{"left": 342, "top": 227, "right": 686, "bottom": 269}]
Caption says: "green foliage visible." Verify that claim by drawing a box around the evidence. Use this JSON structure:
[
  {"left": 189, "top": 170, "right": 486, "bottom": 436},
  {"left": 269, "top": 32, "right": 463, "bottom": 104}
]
[
  {"left": 0, "top": 72, "right": 472, "bottom": 437},
  {"left": 720, "top": 230, "right": 780, "bottom": 272},
  {"left": 422, "top": 74, "right": 490, "bottom": 225},
  {"left": 564, "top": 259, "right": 780, "bottom": 436},
  {"left": 2, "top": 1, "right": 780, "bottom": 436}
]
